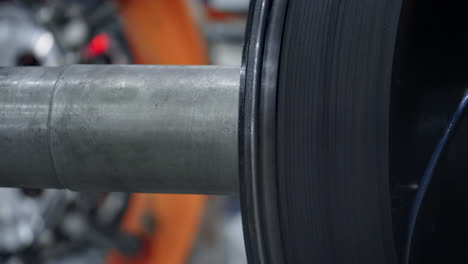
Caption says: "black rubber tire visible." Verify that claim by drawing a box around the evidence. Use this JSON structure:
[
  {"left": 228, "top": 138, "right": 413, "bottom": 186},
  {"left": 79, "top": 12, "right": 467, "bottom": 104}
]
[{"left": 240, "top": 0, "right": 404, "bottom": 263}]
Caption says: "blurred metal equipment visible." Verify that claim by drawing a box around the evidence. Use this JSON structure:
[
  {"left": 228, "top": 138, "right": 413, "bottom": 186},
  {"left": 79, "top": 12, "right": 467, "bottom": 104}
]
[
  {"left": 0, "top": 65, "right": 239, "bottom": 194},
  {"left": 0, "top": 188, "right": 68, "bottom": 253},
  {"left": 0, "top": 4, "right": 63, "bottom": 66}
]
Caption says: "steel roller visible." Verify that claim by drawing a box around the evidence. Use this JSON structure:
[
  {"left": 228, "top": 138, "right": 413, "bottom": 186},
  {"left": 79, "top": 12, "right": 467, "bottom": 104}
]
[{"left": 0, "top": 65, "right": 240, "bottom": 194}]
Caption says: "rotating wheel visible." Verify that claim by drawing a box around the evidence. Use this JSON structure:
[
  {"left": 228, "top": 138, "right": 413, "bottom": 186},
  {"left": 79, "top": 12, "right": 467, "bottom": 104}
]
[{"left": 240, "top": 0, "right": 468, "bottom": 264}]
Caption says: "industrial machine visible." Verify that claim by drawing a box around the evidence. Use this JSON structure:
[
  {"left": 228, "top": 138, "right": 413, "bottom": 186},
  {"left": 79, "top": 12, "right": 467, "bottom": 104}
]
[{"left": 0, "top": 0, "right": 467, "bottom": 263}]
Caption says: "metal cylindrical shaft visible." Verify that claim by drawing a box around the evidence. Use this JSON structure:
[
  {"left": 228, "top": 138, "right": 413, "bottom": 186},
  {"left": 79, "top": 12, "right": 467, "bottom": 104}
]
[{"left": 0, "top": 65, "right": 240, "bottom": 194}]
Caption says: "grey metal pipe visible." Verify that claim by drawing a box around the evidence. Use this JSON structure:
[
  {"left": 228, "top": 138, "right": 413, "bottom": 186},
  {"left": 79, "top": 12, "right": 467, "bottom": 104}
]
[{"left": 0, "top": 65, "right": 240, "bottom": 194}]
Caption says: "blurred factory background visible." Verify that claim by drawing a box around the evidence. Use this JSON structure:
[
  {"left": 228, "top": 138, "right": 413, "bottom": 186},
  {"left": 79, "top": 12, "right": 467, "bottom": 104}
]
[{"left": 0, "top": 0, "right": 248, "bottom": 263}]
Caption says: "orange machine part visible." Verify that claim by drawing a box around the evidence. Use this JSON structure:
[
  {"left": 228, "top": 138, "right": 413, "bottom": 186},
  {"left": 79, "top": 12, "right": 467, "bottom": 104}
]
[
  {"left": 107, "top": 194, "right": 207, "bottom": 264},
  {"left": 106, "top": 0, "right": 209, "bottom": 263},
  {"left": 114, "top": 0, "right": 208, "bottom": 65}
]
